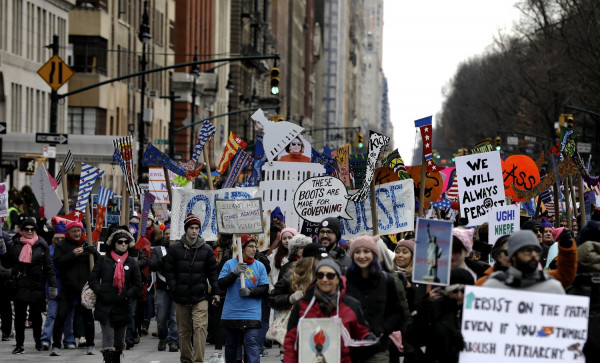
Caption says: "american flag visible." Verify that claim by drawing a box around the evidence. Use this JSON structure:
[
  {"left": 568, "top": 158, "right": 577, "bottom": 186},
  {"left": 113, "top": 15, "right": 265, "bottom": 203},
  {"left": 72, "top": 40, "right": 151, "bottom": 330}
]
[
  {"left": 55, "top": 149, "right": 75, "bottom": 185},
  {"left": 75, "top": 163, "right": 105, "bottom": 212},
  {"left": 97, "top": 186, "right": 114, "bottom": 207}
]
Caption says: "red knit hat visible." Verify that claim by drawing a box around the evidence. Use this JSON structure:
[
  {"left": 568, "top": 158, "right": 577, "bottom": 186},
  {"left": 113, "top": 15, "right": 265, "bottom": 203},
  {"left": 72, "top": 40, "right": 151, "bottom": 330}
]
[
  {"left": 240, "top": 234, "right": 256, "bottom": 247},
  {"left": 184, "top": 213, "right": 201, "bottom": 231}
]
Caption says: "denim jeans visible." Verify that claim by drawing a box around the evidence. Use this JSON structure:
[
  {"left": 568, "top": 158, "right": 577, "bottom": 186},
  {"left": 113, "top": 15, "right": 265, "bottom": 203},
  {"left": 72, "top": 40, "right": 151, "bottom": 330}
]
[
  {"left": 126, "top": 298, "right": 138, "bottom": 341},
  {"left": 155, "top": 289, "right": 178, "bottom": 342},
  {"left": 41, "top": 298, "right": 75, "bottom": 345},
  {"left": 225, "top": 327, "right": 262, "bottom": 363},
  {"left": 144, "top": 287, "right": 155, "bottom": 322}
]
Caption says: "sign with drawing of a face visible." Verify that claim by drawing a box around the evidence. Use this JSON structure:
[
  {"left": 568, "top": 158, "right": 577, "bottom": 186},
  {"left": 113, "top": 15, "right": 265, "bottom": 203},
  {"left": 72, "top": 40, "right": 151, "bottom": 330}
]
[{"left": 277, "top": 135, "right": 312, "bottom": 163}]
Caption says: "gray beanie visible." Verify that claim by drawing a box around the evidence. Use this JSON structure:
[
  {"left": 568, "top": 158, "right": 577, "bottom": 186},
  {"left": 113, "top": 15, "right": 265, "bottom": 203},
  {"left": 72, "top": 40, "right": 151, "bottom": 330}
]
[
  {"left": 316, "top": 259, "right": 342, "bottom": 278},
  {"left": 288, "top": 234, "right": 313, "bottom": 258},
  {"left": 507, "top": 230, "right": 541, "bottom": 258}
]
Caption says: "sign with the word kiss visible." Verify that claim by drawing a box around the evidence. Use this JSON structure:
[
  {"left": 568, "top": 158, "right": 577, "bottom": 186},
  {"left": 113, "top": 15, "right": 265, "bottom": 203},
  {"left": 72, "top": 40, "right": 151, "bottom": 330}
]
[
  {"left": 488, "top": 205, "right": 520, "bottom": 245},
  {"left": 456, "top": 151, "right": 506, "bottom": 226}
]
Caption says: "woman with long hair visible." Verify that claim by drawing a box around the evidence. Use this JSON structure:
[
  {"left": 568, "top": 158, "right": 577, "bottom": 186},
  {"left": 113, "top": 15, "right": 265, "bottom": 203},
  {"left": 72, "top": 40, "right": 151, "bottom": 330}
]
[
  {"left": 345, "top": 235, "right": 403, "bottom": 363},
  {"left": 269, "top": 227, "right": 297, "bottom": 287},
  {"left": 89, "top": 229, "right": 142, "bottom": 363}
]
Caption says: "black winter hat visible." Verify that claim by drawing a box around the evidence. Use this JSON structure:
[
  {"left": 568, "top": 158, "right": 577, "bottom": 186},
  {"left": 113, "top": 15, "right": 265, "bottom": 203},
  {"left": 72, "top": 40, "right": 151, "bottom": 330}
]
[
  {"left": 20, "top": 216, "right": 37, "bottom": 231},
  {"left": 577, "top": 220, "right": 600, "bottom": 245},
  {"left": 449, "top": 268, "right": 475, "bottom": 286},
  {"left": 318, "top": 217, "right": 341, "bottom": 242}
]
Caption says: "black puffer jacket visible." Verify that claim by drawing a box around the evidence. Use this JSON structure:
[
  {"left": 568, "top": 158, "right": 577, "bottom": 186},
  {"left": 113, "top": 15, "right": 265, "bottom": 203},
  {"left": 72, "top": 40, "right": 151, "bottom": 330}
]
[
  {"left": 164, "top": 236, "right": 221, "bottom": 305},
  {"left": 2, "top": 236, "right": 57, "bottom": 303},
  {"left": 89, "top": 253, "right": 142, "bottom": 328},
  {"left": 53, "top": 236, "right": 100, "bottom": 291}
]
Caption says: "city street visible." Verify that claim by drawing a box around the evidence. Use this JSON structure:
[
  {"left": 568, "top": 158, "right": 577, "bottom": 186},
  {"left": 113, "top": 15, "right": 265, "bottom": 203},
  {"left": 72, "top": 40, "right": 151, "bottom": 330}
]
[{"left": 1, "top": 320, "right": 282, "bottom": 362}]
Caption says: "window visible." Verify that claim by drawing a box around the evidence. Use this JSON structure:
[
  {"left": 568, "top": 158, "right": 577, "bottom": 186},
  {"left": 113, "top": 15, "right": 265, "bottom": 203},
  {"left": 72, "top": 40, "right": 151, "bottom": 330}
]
[
  {"left": 69, "top": 35, "right": 108, "bottom": 75},
  {"left": 169, "top": 20, "right": 174, "bottom": 49},
  {"left": 76, "top": 1, "right": 108, "bottom": 11},
  {"left": 68, "top": 107, "right": 106, "bottom": 135}
]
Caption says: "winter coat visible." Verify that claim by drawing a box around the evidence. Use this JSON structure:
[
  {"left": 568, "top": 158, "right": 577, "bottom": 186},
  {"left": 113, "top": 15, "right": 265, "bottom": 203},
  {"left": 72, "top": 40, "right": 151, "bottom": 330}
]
[
  {"left": 344, "top": 270, "right": 403, "bottom": 356},
  {"left": 283, "top": 282, "right": 371, "bottom": 363},
  {"left": 89, "top": 253, "right": 142, "bottom": 328},
  {"left": 483, "top": 266, "right": 565, "bottom": 294},
  {"left": 149, "top": 245, "right": 169, "bottom": 291},
  {"left": 269, "top": 266, "right": 294, "bottom": 311},
  {"left": 164, "top": 236, "right": 221, "bottom": 305},
  {"left": 2, "top": 236, "right": 57, "bottom": 304},
  {"left": 53, "top": 236, "right": 100, "bottom": 291}
]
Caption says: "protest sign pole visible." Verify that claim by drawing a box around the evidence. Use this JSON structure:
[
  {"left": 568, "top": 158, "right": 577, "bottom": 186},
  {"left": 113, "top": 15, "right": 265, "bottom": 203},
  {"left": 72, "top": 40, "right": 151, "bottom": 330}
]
[
  {"left": 419, "top": 154, "right": 426, "bottom": 217},
  {"left": 569, "top": 177, "right": 578, "bottom": 221},
  {"left": 121, "top": 187, "right": 130, "bottom": 226},
  {"left": 563, "top": 179, "right": 573, "bottom": 230},
  {"left": 370, "top": 181, "right": 379, "bottom": 235},
  {"left": 163, "top": 167, "right": 173, "bottom": 204},
  {"left": 85, "top": 203, "right": 95, "bottom": 270},
  {"left": 235, "top": 234, "right": 245, "bottom": 288},
  {"left": 61, "top": 165, "right": 69, "bottom": 210},
  {"left": 553, "top": 184, "right": 560, "bottom": 227},
  {"left": 203, "top": 148, "right": 214, "bottom": 191},
  {"left": 534, "top": 195, "right": 542, "bottom": 219},
  {"left": 578, "top": 177, "right": 586, "bottom": 229}
]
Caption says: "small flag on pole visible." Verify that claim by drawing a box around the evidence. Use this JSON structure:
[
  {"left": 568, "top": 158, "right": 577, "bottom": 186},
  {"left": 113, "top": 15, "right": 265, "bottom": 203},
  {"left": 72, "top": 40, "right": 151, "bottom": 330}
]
[
  {"left": 55, "top": 149, "right": 75, "bottom": 185},
  {"left": 75, "top": 163, "right": 105, "bottom": 212},
  {"left": 192, "top": 119, "right": 216, "bottom": 162},
  {"left": 97, "top": 186, "right": 115, "bottom": 207}
]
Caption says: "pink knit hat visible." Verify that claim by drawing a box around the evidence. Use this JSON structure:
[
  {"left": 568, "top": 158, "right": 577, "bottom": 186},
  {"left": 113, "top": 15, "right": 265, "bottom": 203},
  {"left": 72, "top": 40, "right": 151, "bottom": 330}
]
[
  {"left": 395, "top": 239, "right": 415, "bottom": 254},
  {"left": 280, "top": 227, "right": 298, "bottom": 237},
  {"left": 349, "top": 235, "right": 380, "bottom": 259},
  {"left": 452, "top": 227, "right": 474, "bottom": 253},
  {"left": 66, "top": 218, "right": 84, "bottom": 231}
]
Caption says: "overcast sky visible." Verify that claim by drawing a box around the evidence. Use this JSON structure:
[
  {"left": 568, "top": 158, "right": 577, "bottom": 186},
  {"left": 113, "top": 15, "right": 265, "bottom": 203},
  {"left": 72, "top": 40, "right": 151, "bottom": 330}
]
[{"left": 382, "top": 0, "right": 521, "bottom": 164}]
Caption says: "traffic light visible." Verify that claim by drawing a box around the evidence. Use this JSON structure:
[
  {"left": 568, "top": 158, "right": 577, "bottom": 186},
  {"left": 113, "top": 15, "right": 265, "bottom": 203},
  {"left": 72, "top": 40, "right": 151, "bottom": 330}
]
[
  {"left": 355, "top": 132, "right": 364, "bottom": 148},
  {"left": 557, "top": 114, "right": 574, "bottom": 135},
  {"left": 269, "top": 67, "right": 280, "bottom": 95},
  {"left": 495, "top": 136, "right": 501, "bottom": 150}
]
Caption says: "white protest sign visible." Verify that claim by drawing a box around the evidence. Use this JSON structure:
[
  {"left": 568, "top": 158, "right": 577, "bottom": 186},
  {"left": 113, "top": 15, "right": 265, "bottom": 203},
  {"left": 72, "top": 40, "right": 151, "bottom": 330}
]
[
  {"left": 0, "top": 183, "right": 8, "bottom": 218},
  {"left": 294, "top": 176, "right": 352, "bottom": 223},
  {"left": 31, "top": 163, "right": 63, "bottom": 219},
  {"left": 460, "top": 286, "right": 589, "bottom": 362},
  {"left": 171, "top": 187, "right": 260, "bottom": 241},
  {"left": 215, "top": 198, "right": 264, "bottom": 234},
  {"left": 148, "top": 167, "right": 170, "bottom": 204},
  {"left": 456, "top": 151, "right": 506, "bottom": 226},
  {"left": 340, "top": 179, "right": 415, "bottom": 239},
  {"left": 488, "top": 204, "right": 520, "bottom": 245}
]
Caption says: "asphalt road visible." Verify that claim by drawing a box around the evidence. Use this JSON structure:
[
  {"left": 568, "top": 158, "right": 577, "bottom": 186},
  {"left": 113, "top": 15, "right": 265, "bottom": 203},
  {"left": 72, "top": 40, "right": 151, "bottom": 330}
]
[{"left": 1, "top": 319, "right": 283, "bottom": 362}]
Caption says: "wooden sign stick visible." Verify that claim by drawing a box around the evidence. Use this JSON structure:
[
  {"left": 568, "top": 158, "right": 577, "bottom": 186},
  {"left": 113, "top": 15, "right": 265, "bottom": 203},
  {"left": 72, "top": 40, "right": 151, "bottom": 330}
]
[
  {"left": 85, "top": 203, "right": 95, "bottom": 271},
  {"left": 235, "top": 234, "right": 245, "bottom": 288}
]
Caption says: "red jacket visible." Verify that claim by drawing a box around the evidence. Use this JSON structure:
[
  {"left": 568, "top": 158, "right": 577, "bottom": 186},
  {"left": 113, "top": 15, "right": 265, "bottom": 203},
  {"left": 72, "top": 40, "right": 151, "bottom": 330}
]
[{"left": 283, "top": 279, "right": 371, "bottom": 363}]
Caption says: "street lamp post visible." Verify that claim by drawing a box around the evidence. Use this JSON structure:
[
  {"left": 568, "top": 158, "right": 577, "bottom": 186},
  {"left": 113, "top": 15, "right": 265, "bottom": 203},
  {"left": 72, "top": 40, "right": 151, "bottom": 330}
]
[
  {"left": 190, "top": 50, "right": 200, "bottom": 160},
  {"left": 138, "top": 0, "right": 151, "bottom": 181}
]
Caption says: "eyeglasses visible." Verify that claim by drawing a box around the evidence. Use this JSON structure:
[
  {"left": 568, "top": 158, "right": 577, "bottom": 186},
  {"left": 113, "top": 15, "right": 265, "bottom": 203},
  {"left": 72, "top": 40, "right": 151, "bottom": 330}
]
[
  {"left": 316, "top": 272, "right": 337, "bottom": 280},
  {"left": 319, "top": 229, "right": 335, "bottom": 235},
  {"left": 116, "top": 240, "right": 129, "bottom": 245},
  {"left": 22, "top": 227, "right": 35, "bottom": 232},
  {"left": 519, "top": 246, "right": 540, "bottom": 255}
]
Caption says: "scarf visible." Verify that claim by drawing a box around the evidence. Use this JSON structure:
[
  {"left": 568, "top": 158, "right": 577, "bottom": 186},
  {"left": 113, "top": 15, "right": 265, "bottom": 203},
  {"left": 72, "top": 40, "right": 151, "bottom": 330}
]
[
  {"left": 243, "top": 257, "right": 255, "bottom": 265},
  {"left": 314, "top": 288, "right": 338, "bottom": 315},
  {"left": 18, "top": 235, "right": 39, "bottom": 263},
  {"left": 111, "top": 250, "right": 129, "bottom": 295},
  {"left": 66, "top": 233, "right": 86, "bottom": 245}
]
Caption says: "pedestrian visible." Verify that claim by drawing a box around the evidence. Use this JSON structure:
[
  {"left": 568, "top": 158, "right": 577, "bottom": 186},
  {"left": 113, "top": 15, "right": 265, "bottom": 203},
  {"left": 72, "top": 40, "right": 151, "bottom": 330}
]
[
  {"left": 50, "top": 218, "right": 99, "bottom": 356},
  {"left": 483, "top": 230, "right": 565, "bottom": 293},
  {"left": 164, "top": 213, "right": 222, "bottom": 363},
  {"left": 317, "top": 217, "right": 351, "bottom": 270},
  {"left": 1, "top": 217, "right": 57, "bottom": 354},
  {"left": 89, "top": 229, "right": 142, "bottom": 363},
  {"left": 269, "top": 227, "right": 297, "bottom": 288},
  {"left": 6, "top": 197, "right": 25, "bottom": 231},
  {"left": 345, "top": 235, "right": 403, "bottom": 363},
  {"left": 218, "top": 235, "right": 269, "bottom": 363}
]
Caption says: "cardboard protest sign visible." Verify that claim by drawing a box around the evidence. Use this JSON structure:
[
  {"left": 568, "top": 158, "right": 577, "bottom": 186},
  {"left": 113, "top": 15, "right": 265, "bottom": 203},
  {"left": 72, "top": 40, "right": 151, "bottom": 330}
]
[
  {"left": 460, "top": 286, "right": 589, "bottom": 362},
  {"left": 456, "top": 151, "right": 506, "bottom": 226},
  {"left": 31, "top": 163, "right": 63, "bottom": 219},
  {"left": 331, "top": 145, "right": 352, "bottom": 187},
  {"left": 340, "top": 179, "right": 414, "bottom": 239},
  {"left": 276, "top": 135, "right": 311, "bottom": 163},
  {"left": 408, "top": 166, "right": 444, "bottom": 209},
  {"left": 294, "top": 176, "right": 352, "bottom": 223},
  {"left": 251, "top": 108, "right": 304, "bottom": 162},
  {"left": 299, "top": 318, "right": 341, "bottom": 363},
  {"left": 502, "top": 155, "right": 541, "bottom": 202},
  {"left": 488, "top": 205, "right": 520, "bottom": 245},
  {"left": 412, "top": 218, "right": 452, "bottom": 286},
  {"left": 347, "top": 131, "right": 390, "bottom": 202},
  {"left": 170, "top": 187, "right": 260, "bottom": 241},
  {"left": 0, "top": 183, "right": 9, "bottom": 218},
  {"left": 215, "top": 198, "right": 264, "bottom": 234}
]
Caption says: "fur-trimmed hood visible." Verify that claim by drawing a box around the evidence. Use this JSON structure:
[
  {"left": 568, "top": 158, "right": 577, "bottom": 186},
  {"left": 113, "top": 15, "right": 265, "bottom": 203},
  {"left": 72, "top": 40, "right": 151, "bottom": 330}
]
[{"left": 106, "top": 229, "right": 136, "bottom": 248}]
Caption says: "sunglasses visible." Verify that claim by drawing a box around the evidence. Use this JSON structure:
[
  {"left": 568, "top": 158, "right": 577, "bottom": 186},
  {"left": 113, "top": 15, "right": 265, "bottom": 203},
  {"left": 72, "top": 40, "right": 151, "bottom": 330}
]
[
  {"left": 290, "top": 142, "right": 302, "bottom": 146},
  {"left": 22, "top": 227, "right": 35, "bottom": 232},
  {"left": 316, "top": 272, "right": 337, "bottom": 280},
  {"left": 116, "top": 240, "right": 129, "bottom": 245}
]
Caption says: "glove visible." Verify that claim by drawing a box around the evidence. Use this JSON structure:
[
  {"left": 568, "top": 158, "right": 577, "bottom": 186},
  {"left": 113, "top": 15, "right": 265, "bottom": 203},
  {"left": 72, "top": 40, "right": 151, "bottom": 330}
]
[
  {"left": 83, "top": 245, "right": 97, "bottom": 254},
  {"left": 212, "top": 295, "right": 221, "bottom": 306},
  {"left": 48, "top": 287, "right": 58, "bottom": 299},
  {"left": 558, "top": 229, "right": 574, "bottom": 248},
  {"left": 289, "top": 290, "right": 304, "bottom": 304},
  {"left": 233, "top": 262, "right": 247, "bottom": 275},
  {"left": 239, "top": 288, "right": 252, "bottom": 297}
]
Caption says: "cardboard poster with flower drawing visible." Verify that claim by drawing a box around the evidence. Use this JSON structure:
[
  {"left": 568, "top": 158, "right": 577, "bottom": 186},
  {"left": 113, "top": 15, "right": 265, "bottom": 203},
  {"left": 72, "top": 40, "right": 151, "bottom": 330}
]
[
  {"left": 299, "top": 318, "right": 341, "bottom": 363},
  {"left": 277, "top": 135, "right": 312, "bottom": 163}
]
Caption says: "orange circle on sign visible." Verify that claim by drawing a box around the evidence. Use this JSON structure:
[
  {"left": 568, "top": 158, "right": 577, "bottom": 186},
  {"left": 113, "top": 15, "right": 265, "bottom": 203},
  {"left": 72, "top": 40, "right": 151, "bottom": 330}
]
[
  {"left": 374, "top": 167, "right": 400, "bottom": 185},
  {"left": 502, "top": 155, "right": 540, "bottom": 202},
  {"left": 407, "top": 166, "right": 443, "bottom": 208}
]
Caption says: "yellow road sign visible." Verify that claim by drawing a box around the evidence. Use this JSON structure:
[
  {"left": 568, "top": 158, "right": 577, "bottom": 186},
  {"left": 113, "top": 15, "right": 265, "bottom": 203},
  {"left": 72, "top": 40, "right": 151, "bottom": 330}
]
[{"left": 37, "top": 55, "right": 74, "bottom": 91}]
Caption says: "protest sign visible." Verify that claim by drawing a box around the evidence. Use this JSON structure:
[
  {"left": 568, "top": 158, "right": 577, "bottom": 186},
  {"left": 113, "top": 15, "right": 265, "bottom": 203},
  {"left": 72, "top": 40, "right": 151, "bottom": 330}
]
[
  {"left": 502, "top": 155, "right": 541, "bottom": 202},
  {"left": 251, "top": 108, "right": 303, "bottom": 162},
  {"left": 408, "top": 166, "right": 444, "bottom": 209},
  {"left": 215, "top": 198, "right": 264, "bottom": 234},
  {"left": 0, "top": 183, "right": 9, "bottom": 218},
  {"left": 460, "top": 286, "right": 589, "bottom": 362},
  {"left": 294, "top": 176, "right": 352, "bottom": 223},
  {"left": 488, "top": 204, "right": 520, "bottom": 245},
  {"left": 456, "top": 150, "right": 506, "bottom": 226},
  {"left": 299, "top": 318, "right": 341, "bottom": 363},
  {"left": 31, "top": 163, "right": 63, "bottom": 219},
  {"left": 340, "top": 179, "right": 414, "bottom": 239},
  {"left": 412, "top": 218, "right": 453, "bottom": 286},
  {"left": 171, "top": 187, "right": 260, "bottom": 241}
]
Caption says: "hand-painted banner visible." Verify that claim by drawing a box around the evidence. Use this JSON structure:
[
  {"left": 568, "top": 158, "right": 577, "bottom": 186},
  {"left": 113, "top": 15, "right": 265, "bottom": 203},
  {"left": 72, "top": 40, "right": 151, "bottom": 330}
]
[
  {"left": 311, "top": 146, "right": 336, "bottom": 175},
  {"left": 140, "top": 191, "right": 156, "bottom": 238},
  {"left": 294, "top": 176, "right": 352, "bottom": 223},
  {"left": 251, "top": 108, "right": 303, "bottom": 162},
  {"left": 142, "top": 142, "right": 188, "bottom": 177},
  {"left": 415, "top": 116, "right": 445, "bottom": 172},
  {"left": 513, "top": 157, "right": 579, "bottom": 201},
  {"left": 487, "top": 204, "right": 520, "bottom": 245},
  {"left": 215, "top": 198, "right": 264, "bottom": 234},
  {"left": 502, "top": 155, "right": 540, "bottom": 202},
  {"left": 347, "top": 131, "right": 390, "bottom": 202},
  {"left": 92, "top": 205, "right": 106, "bottom": 243},
  {"left": 221, "top": 149, "right": 253, "bottom": 189},
  {"left": 460, "top": 286, "right": 589, "bottom": 362},
  {"left": 114, "top": 136, "right": 141, "bottom": 196},
  {"left": 349, "top": 153, "right": 368, "bottom": 189},
  {"left": 455, "top": 151, "right": 506, "bottom": 226},
  {"left": 383, "top": 149, "right": 410, "bottom": 180},
  {"left": 216, "top": 131, "right": 247, "bottom": 174},
  {"left": 191, "top": 119, "right": 216, "bottom": 162},
  {"left": 340, "top": 179, "right": 415, "bottom": 239},
  {"left": 331, "top": 145, "right": 352, "bottom": 187}
]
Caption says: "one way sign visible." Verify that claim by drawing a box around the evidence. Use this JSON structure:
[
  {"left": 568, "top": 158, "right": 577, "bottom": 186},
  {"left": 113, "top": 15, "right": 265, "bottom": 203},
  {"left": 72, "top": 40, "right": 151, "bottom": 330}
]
[{"left": 36, "top": 133, "right": 68, "bottom": 144}]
